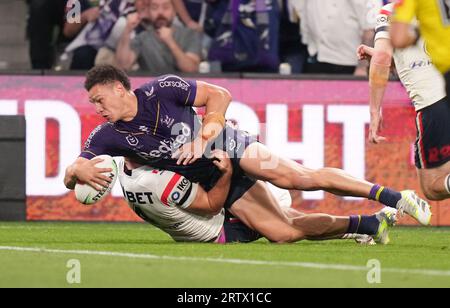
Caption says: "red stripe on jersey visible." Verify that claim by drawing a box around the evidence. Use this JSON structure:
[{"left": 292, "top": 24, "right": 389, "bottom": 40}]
[
  {"left": 161, "top": 173, "right": 182, "bottom": 206},
  {"left": 379, "top": 9, "right": 392, "bottom": 16}
]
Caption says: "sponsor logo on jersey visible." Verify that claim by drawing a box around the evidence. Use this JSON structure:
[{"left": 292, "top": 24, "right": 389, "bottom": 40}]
[
  {"left": 158, "top": 76, "right": 190, "bottom": 91},
  {"left": 136, "top": 122, "right": 192, "bottom": 160},
  {"left": 161, "top": 115, "right": 175, "bottom": 129},
  {"left": 124, "top": 190, "right": 154, "bottom": 205},
  {"left": 177, "top": 178, "right": 190, "bottom": 192},
  {"left": 145, "top": 86, "right": 154, "bottom": 97},
  {"left": 377, "top": 15, "right": 389, "bottom": 25},
  {"left": 410, "top": 59, "right": 433, "bottom": 70},
  {"left": 84, "top": 124, "right": 103, "bottom": 149},
  {"left": 126, "top": 134, "right": 139, "bottom": 146},
  {"left": 171, "top": 191, "right": 181, "bottom": 201},
  {"left": 139, "top": 126, "right": 150, "bottom": 133}
]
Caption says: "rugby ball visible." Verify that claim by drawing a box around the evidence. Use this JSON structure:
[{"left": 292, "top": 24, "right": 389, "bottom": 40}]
[{"left": 75, "top": 155, "right": 118, "bottom": 205}]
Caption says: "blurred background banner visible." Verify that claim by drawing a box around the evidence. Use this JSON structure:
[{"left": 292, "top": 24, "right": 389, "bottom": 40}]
[{"left": 0, "top": 75, "right": 448, "bottom": 225}]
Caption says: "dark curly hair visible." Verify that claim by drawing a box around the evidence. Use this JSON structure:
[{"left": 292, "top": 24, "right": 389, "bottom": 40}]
[{"left": 84, "top": 65, "right": 131, "bottom": 91}]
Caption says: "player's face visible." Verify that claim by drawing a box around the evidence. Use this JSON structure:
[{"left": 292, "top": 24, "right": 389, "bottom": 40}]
[
  {"left": 88, "top": 83, "right": 126, "bottom": 123},
  {"left": 149, "top": 0, "right": 175, "bottom": 29}
]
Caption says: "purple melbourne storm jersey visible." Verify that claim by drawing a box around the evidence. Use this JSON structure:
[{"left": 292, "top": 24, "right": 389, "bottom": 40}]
[
  {"left": 80, "top": 75, "right": 258, "bottom": 206},
  {"left": 80, "top": 75, "right": 217, "bottom": 184}
]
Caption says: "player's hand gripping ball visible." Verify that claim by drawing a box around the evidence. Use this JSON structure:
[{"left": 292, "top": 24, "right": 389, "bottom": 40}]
[{"left": 75, "top": 155, "right": 118, "bottom": 205}]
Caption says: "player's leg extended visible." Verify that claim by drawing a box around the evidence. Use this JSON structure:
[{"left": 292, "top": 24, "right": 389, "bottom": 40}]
[
  {"left": 228, "top": 181, "right": 305, "bottom": 243},
  {"left": 417, "top": 161, "right": 450, "bottom": 201},
  {"left": 283, "top": 207, "right": 395, "bottom": 244},
  {"left": 240, "top": 142, "right": 431, "bottom": 225},
  {"left": 242, "top": 143, "right": 379, "bottom": 196},
  {"left": 229, "top": 181, "right": 393, "bottom": 244}
]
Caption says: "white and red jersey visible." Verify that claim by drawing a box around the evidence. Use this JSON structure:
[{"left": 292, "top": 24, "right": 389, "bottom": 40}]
[
  {"left": 375, "top": 3, "right": 446, "bottom": 111},
  {"left": 118, "top": 160, "right": 225, "bottom": 243}
]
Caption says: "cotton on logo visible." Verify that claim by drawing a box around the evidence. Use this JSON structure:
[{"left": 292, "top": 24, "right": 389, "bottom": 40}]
[
  {"left": 158, "top": 76, "right": 190, "bottom": 91},
  {"left": 66, "top": 0, "right": 82, "bottom": 24}
]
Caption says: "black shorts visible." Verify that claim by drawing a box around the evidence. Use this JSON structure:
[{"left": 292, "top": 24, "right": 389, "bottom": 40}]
[
  {"left": 223, "top": 218, "right": 262, "bottom": 243},
  {"left": 415, "top": 97, "right": 450, "bottom": 169},
  {"left": 209, "top": 125, "right": 259, "bottom": 209}
]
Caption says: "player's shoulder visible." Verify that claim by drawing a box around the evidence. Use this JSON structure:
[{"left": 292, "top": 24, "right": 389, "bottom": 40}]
[
  {"left": 142, "top": 75, "right": 197, "bottom": 105},
  {"left": 136, "top": 75, "right": 193, "bottom": 98},
  {"left": 85, "top": 122, "right": 114, "bottom": 142}
]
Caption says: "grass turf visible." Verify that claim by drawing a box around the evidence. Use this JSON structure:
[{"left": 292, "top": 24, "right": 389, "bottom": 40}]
[{"left": 0, "top": 222, "right": 449, "bottom": 288}]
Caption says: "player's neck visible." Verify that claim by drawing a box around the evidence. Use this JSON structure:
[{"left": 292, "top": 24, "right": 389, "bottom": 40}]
[{"left": 121, "top": 91, "right": 138, "bottom": 122}]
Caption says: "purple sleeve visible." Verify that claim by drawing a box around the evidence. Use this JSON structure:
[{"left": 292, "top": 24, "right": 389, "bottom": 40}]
[
  {"left": 79, "top": 124, "right": 113, "bottom": 160},
  {"left": 153, "top": 75, "right": 197, "bottom": 107}
]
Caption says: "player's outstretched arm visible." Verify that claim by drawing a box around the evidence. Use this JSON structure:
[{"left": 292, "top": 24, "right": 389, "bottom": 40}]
[
  {"left": 367, "top": 38, "right": 393, "bottom": 144},
  {"left": 64, "top": 157, "right": 112, "bottom": 191},
  {"left": 184, "top": 150, "right": 233, "bottom": 216}
]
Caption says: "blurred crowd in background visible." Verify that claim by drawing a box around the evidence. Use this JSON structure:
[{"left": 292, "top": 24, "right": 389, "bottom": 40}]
[{"left": 26, "top": 0, "right": 385, "bottom": 76}]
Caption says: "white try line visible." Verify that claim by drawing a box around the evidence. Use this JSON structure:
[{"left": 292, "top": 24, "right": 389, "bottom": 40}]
[
  {"left": 0, "top": 225, "right": 152, "bottom": 231},
  {"left": 1, "top": 246, "right": 450, "bottom": 277}
]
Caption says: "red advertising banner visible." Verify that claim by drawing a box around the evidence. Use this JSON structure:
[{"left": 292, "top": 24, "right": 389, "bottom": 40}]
[{"left": 0, "top": 75, "right": 449, "bottom": 225}]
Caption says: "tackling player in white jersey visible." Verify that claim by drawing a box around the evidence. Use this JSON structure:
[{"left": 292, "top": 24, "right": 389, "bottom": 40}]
[
  {"left": 119, "top": 152, "right": 396, "bottom": 245},
  {"left": 357, "top": 2, "right": 450, "bottom": 201},
  {"left": 119, "top": 152, "right": 230, "bottom": 243}
]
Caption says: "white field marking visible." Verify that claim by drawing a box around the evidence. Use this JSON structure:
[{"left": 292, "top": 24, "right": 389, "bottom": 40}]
[
  {"left": 1, "top": 246, "right": 450, "bottom": 277},
  {"left": 0, "top": 225, "right": 153, "bottom": 231}
]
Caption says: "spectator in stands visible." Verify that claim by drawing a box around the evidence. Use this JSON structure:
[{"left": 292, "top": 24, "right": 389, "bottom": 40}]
[
  {"left": 95, "top": 0, "right": 151, "bottom": 67},
  {"left": 64, "top": 0, "right": 135, "bottom": 70},
  {"left": 116, "top": 0, "right": 201, "bottom": 73},
  {"left": 172, "top": 0, "right": 204, "bottom": 32},
  {"left": 279, "top": 0, "right": 308, "bottom": 74},
  {"left": 27, "top": 0, "right": 67, "bottom": 69},
  {"left": 291, "top": 0, "right": 375, "bottom": 76}
]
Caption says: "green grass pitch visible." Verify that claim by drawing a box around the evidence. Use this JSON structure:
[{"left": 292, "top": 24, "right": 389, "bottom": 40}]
[{"left": 0, "top": 222, "right": 449, "bottom": 288}]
